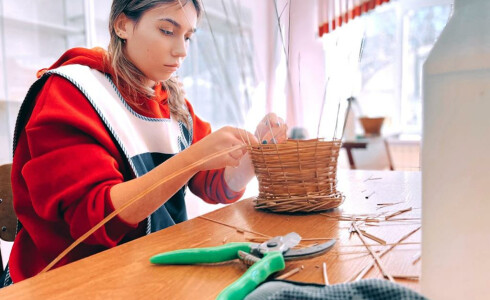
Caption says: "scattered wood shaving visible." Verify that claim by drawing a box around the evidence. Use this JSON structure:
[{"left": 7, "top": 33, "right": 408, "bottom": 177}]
[
  {"left": 376, "top": 201, "right": 404, "bottom": 210},
  {"left": 412, "top": 251, "right": 421, "bottom": 265},
  {"left": 352, "top": 226, "right": 421, "bottom": 282},
  {"left": 389, "top": 274, "right": 420, "bottom": 281},
  {"left": 198, "top": 216, "right": 271, "bottom": 238},
  {"left": 276, "top": 266, "right": 304, "bottom": 280},
  {"left": 377, "top": 202, "right": 403, "bottom": 206},
  {"left": 360, "top": 230, "right": 386, "bottom": 245},
  {"left": 352, "top": 223, "right": 395, "bottom": 282},
  {"left": 338, "top": 242, "right": 420, "bottom": 248},
  {"left": 364, "top": 175, "right": 382, "bottom": 182},
  {"left": 333, "top": 248, "right": 418, "bottom": 255},
  {"left": 323, "top": 262, "right": 329, "bottom": 285},
  {"left": 365, "top": 191, "right": 375, "bottom": 199},
  {"left": 385, "top": 207, "right": 413, "bottom": 220}
]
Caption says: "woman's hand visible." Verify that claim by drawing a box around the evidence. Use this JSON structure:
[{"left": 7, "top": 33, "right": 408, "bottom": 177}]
[
  {"left": 186, "top": 126, "right": 257, "bottom": 171},
  {"left": 254, "top": 113, "right": 288, "bottom": 144}
]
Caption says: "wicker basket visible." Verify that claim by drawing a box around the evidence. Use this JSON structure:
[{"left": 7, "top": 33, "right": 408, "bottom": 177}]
[{"left": 248, "top": 139, "right": 344, "bottom": 213}]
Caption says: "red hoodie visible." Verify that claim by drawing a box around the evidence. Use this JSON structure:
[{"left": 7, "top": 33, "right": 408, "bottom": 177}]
[{"left": 9, "top": 47, "right": 243, "bottom": 282}]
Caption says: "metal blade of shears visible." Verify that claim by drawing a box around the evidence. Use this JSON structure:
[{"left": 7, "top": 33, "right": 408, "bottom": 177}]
[
  {"left": 253, "top": 232, "right": 301, "bottom": 256},
  {"left": 283, "top": 239, "right": 336, "bottom": 260},
  {"left": 282, "top": 232, "right": 302, "bottom": 249}
]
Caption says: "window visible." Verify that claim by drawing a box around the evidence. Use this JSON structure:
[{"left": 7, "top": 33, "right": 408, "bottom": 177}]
[
  {"left": 178, "top": 1, "right": 257, "bottom": 131},
  {"left": 401, "top": 2, "right": 452, "bottom": 133},
  {"left": 0, "top": 0, "right": 112, "bottom": 164},
  {"left": 323, "top": 0, "right": 453, "bottom": 136}
]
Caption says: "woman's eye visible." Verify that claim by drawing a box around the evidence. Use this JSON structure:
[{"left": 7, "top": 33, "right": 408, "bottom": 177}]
[{"left": 160, "top": 29, "right": 173, "bottom": 35}]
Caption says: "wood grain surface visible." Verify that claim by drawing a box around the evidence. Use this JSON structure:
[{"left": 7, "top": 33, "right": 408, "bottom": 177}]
[{"left": 0, "top": 170, "right": 421, "bottom": 299}]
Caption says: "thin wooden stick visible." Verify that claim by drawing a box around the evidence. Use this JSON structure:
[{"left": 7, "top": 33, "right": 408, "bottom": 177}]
[
  {"left": 40, "top": 144, "right": 245, "bottom": 274},
  {"left": 360, "top": 230, "right": 386, "bottom": 245},
  {"left": 412, "top": 251, "right": 421, "bottom": 265},
  {"left": 301, "top": 237, "right": 337, "bottom": 242},
  {"left": 385, "top": 217, "right": 421, "bottom": 221},
  {"left": 364, "top": 191, "right": 375, "bottom": 199},
  {"left": 352, "top": 223, "right": 395, "bottom": 282},
  {"left": 376, "top": 202, "right": 404, "bottom": 210},
  {"left": 377, "top": 202, "right": 404, "bottom": 206},
  {"left": 322, "top": 262, "right": 329, "bottom": 285},
  {"left": 364, "top": 175, "right": 382, "bottom": 182},
  {"left": 389, "top": 274, "right": 420, "bottom": 281},
  {"left": 333, "top": 248, "right": 418, "bottom": 255},
  {"left": 246, "top": 236, "right": 336, "bottom": 243},
  {"left": 316, "top": 77, "right": 330, "bottom": 138},
  {"left": 353, "top": 226, "right": 421, "bottom": 281},
  {"left": 339, "top": 242, "right": 420, "bottom": 248},
  {"left": 385, "top": 207, "right": 413, "bottom": 220},
  {"left": 345, "top": 267, "right": 365, "bottom": 283},
  {"left": 198, "top": 215, "right": 271, "bottom": 238},
  {"left": 320, "top": 214, "right": 383, "bottom": 223},
  {"left": 276, "top": 265, "right": 304, "bottom": 280}
]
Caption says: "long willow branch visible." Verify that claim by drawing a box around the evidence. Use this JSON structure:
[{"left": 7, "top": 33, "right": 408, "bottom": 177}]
[
  {"left": 39, "top": 144, "right": 245, "bottom": 274},
  {"left": 352, "top": 226, "right": 421, "bottom": 281},
  {"left": 352, "top": 223, "right": 395, "bottom": 282}
]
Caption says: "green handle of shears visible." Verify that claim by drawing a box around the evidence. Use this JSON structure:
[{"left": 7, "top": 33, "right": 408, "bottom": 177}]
[
  {"left": 216, "top": 251, "right": 285, "bottom": 300},
  {"left": 149, "top": 242, "right": 252, "bottom": 264}
]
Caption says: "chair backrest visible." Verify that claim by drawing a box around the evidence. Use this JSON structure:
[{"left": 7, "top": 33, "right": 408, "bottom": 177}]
[{"left": 0, "top": 163, "right": 16, "bottom": 271}]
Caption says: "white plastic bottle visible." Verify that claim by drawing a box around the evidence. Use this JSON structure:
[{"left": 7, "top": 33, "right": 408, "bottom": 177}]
[{"left": 422, "top": 0, "right": 490, "bottom": 299}]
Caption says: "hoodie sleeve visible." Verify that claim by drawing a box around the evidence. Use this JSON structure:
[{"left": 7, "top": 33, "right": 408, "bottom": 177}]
[
  {"left": 21, "top": 75, "right": 138, "bottom": 247},
  {"left": 184, "top": 100, "right": 245, "bottom": 204}
]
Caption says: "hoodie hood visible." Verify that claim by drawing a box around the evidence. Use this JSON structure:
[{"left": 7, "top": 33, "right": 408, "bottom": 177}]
[
  {"left": 37, "top": 47, "right": 170, "bottom": 118},
  {"left": 37, "top": 47, "right": 111, "bottom": 78}
]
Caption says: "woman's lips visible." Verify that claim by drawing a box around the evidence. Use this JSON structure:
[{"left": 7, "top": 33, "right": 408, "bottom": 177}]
[{"left": 164, "top": 64, "right": 179, "bottom": 72}]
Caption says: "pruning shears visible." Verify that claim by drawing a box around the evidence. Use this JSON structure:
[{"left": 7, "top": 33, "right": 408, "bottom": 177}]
[{"left": 149, "top": 232, "right": 335, "bottom": 300}]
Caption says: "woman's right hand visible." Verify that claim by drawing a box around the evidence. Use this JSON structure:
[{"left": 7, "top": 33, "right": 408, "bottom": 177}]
[{"left": 186, "top": 126, "right": 257, "bottom": 171}]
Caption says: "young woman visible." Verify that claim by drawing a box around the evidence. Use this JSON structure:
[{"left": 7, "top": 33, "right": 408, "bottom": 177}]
[{"left": 2, "top": 0, "right": 287, "bottom": 285}]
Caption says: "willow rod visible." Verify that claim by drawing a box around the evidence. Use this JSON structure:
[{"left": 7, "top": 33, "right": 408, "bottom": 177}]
[
  {"left": 322, "top": 262, "right": 329, "bottom": 285},
  {"left": 352, "top": 223, "right": 395, "bottom": 283},
  {"left": 39, "top": 144, "right": 246, "bottom": 274},
  {"left": 198, "top": 215, "right": 271, "bottom": 238},
  {"left": 276, "top": 266, "right": 303, "bottom": 280},
  {"left": 353, "top": 226, "right": 421, "bottom": 281}
]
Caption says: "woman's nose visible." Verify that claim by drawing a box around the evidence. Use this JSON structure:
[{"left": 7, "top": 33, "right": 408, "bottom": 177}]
[{"left": 172, "top": 38, "right": 188, "bottom": 58}]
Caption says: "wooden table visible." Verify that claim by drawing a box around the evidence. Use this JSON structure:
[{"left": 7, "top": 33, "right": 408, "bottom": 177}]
[
  {"left": 341, "top": 141, "right": 368, "bottom": 169},
  {"left": 0, "top": 170, "right": 422, "bottom": 299},
  {"left": 342, "top": 138, "right": 395, "bottom": 170}
]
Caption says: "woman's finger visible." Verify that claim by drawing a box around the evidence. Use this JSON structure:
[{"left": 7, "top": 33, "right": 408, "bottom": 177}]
[
  {"left": 260, "top": 125, "right": 288, "bottom": 144},
  {"left": 232, "top": 128, "right": 258, "bottom": 145},
  {"left": 263, "top": 113, "right": 281, "bottom": 128}
]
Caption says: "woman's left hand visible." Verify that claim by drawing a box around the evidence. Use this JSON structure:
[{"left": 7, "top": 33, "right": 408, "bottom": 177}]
[{"left": 254, "top": 113, "right": 288, "bottom": 144}]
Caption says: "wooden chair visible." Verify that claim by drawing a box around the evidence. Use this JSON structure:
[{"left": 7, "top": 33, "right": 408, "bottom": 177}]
[{"left": 0, "top": 163, "right": 16, "bottom": 271}]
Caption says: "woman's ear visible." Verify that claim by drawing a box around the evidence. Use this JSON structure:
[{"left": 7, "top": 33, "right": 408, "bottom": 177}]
[{"left": 114, "top": 13, "right": 131, "bottom": 40}]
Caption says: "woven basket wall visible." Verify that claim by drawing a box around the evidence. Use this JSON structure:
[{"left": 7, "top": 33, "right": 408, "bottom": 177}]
[{"left": 249, "top": 139, "right": 344, "bottom": 213}]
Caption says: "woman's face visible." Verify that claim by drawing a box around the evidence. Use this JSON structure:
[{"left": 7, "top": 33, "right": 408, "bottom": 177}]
[{"left": 118, "top": 2, "right": 197, "bottom": 86}]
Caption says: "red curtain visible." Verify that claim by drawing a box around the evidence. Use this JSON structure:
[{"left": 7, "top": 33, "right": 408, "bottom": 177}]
[{"left": 318, "top": 0, "right": 391, "bottom": 37}]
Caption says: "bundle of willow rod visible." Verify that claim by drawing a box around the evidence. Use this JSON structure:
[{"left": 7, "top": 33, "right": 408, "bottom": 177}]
[{"left": 248, "top": 139, "right": 344, "bottom": 213}]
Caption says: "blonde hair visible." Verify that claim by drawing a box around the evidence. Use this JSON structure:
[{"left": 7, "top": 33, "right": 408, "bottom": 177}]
[{"left": 107, "top": 0, "right": 202, "bottom": 127}]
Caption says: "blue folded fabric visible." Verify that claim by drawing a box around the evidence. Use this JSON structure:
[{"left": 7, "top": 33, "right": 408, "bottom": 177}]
[{"left": 245, "top": 279, "right": 427, "bottom": 300}]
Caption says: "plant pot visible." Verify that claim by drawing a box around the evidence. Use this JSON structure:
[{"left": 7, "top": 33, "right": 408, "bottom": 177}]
[{"left": 359, "top": 117, "right": 385, "bottom": 136}]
